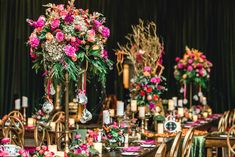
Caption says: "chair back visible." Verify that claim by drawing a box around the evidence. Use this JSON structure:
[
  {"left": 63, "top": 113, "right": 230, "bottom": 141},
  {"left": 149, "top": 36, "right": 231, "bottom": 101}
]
[
  {"left": 169, "top": 131, "right": 182, "bottom": 157},
  {"left": 227, "top": 125, "right": 235, "bottom": 157},
  {"left": 50, "top": 111, "right": 65, "bottom": 123},
  {"left": 182, "top": 128, "right": 194, "bottom": 157},
  {"left": 34, "top": 122, "right": 51, "bottom": 146},
  {"left": 2, "top": 116, "right": 25, "bottom": 147},
  {"left": 8, "top": 111, "right": 24, "bottom": 120},
  {"left": 155, "top": 143, "right": 167, "bottom": 157}
]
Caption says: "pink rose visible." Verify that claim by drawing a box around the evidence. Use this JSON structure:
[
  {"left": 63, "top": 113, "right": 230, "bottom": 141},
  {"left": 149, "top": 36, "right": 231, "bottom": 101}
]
[
  {"left": 41, "top": 145, "right": 48, "bottom": 151},
  {"left": 200, "top": 54, "right": 206, "bottom": 59},
  {"left": 80, "top": 144, "right": 88, "bottom": 150},
  {"left": 60, "top": 10, "right": 68, "bottom": 19},
  {"left": 64, "top": 45, "right": 76, "bottom": 57},
  {"left": 150, "top": 77, "right": 161, "bottom": 83},
  {"left": 197, "top": 63, "right": 203, "bottom": 69},
  {"left": 87, "top": 29, "right": 96, "bottom": 43},
  {"left": 175, "top": 57, "right": 180, "bottom": 62},
  {"left": 1, "top": 138, "right": 10, "bottom": 144},
  {"left": 75, "top": 148, "right": 82, "bottom": 154},
  {"left": 29, "top": 34, "right": 39, "bottom": 48},
  {"left": 57, "top": 4, "right": 64, "bottom": 11},
  {"left": 101, "top": 26, "right": 110, "bottom": 37},
  {"left": 55, "top": 32, "right": 64, "bottom": 42},
  {"left": 187, "top": 65, "right": 193, "bottom": 71},
  {"left": 144, "top": 66, "right": 151, "bottom": 72},
  {"left": 18, "top": 148, "right": 25, "bottom": 155},
  {"left": 75, "top": 134, "right": 81, "bottom": 139},
  {"left": 51, "top": 19, "right": 60, "bottom": 30},
  {"left": 177, "top": 63, "right": 183, "bottom": 69},
  {"left": 188, "top": 59, "right": 193, "bottom": 64},
  {"left": 36, "top": 146, "right": 41, "bottom": 151}
]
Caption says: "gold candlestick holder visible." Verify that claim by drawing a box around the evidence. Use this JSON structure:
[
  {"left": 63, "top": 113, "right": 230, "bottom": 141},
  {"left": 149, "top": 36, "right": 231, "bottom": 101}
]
[
  {"left": 117, "top": 116, "right": 123, "bottom": 127},
  {"left": 23, "top": 107, "right": 27, "bottom": 125},
  {"left": 131, "top": 111, "right": 136, "bottom": 119},
  {"left": 55, "top": 85, "right": 62, "bottom": 111},
  {"left": 140, "top": 118, "right": 145, "bottom": 133}
]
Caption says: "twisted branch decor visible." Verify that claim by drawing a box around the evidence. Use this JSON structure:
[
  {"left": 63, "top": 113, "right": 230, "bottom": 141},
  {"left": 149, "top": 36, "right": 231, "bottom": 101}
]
[{"left": 116, "top": 19, "right": 164, "bottom": 76}]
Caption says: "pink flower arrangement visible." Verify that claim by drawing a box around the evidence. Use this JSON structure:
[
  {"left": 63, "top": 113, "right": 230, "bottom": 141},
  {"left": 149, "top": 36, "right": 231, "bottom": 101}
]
[
  {"left": 33, "top": 146, "right": 54, "bottom": 157},
  {"left": 174, "top": 46, "right": 213, "bottom": 88},
  {"left": 27, "top": 0, "right": 112, "bottom": 85}
]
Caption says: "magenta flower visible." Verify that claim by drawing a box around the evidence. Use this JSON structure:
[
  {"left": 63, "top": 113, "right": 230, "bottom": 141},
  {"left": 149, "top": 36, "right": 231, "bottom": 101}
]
[
  {"left": 75, "top": 148, "right": 82, "bottom": 154},
  {"left": 101, "top": 49, "right": 108, "bottom": 59},
  {"left": 64, "top": 13, "right": 74, "bottom": 24},
  {"left": 149, "top": 102, "right": 155, "bottom": 110},
  {"left": 1, "top": 138, "right": 10, "bottom": 144},
  {"left": 199, "top": 70, "right": 204, "bottom": 76},
  {"left": 187, "top": 65, "right": 193, "bottom": 71},
  {"left": 30, "top": 48, "right": 37, "bottom": 59},
  {"left": 144, "top": 66, "right": 151, "bottom": 72},
  {"left": 56, "top": 32, "right": 64, "bottom": 42},
  {"left": 81, "top": 144, "right": 88, "bottom": 150},
  {"left": 150, "top": 77, "right": 161, "bottom": 83},
  {"left": 188, "top": 59, "right": 193, "bottom": 64},
  {"left": 26, "top": 16, "right": 45, "bottom": 28},
  {"left": 177, "top": 63, "right": 183, "bottom": 69},
  {"left": 175, "top": 57, "right": 180, "bottom": 62},
  {"left": 197, "top": 63, "right": 203, "bottom": 69},
  {"left": 64, "top": 45, "right": 76, "bottom": 57},
  {"left": 101, "top": 26, "right": 110, "bottom": 37},
  {"left": 29, "top": 34, "right": 39, "bottom": 48},
  {"left": 93, "top": 20, "right": 102, "bottom": 28},
  {"left": 51, "top": 19, "right": 60, "bottom": 30},
  {"left": 200, "top": 54, "right": 206, "bottom": 59}
]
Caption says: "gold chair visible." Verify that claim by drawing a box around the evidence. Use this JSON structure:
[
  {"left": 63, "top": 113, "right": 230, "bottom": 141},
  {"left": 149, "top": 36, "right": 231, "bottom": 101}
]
[
  {"left": 155, "top": 143, "right": 167, "bottom": 157},
  {"left": 2, "top": 116, "right": 25, "bottom": 147},
  {"left": 50, "top": 111, "right": 65, "bottom": 123},
  {"left": 182, "top": 128, "right": 194, "bottom": 157},
  {"left": 8, "top": 111, "right": 24, "bottom": 120},
  {"left": 169, "top": 131, "right": 182, "bottom": 157},
  {"left": 34, "top": 122, "right": 51, "bottom": 146},
  {"left": 227, "top": 125, "right": 235, "bottom": 157}
]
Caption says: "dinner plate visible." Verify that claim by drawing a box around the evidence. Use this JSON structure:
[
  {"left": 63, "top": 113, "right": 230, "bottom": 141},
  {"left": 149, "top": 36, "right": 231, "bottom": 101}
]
[
  {"left": 140, "top": 144, "right": 156, "bottom": 148},
  {"left": 121, "top": 152, "right": 139, "bottom": 156}
]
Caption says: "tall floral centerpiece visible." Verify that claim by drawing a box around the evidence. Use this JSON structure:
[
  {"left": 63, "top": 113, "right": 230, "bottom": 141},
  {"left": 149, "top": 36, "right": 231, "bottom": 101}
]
[
  {"left": 116, "top": 20, "right": 166, "bottom": 112},
  {"left": 27, "top": 0, "right": 112, "bottom": 152},
  {"left": 174, "top": 47, "right": 213, "bottom": 106}
]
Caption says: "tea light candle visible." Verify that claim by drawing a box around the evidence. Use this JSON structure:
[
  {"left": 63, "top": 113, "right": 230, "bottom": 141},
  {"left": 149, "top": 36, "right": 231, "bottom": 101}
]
[
  {"left": 48, "top": 145, "right": 57, "bottom": 153},
  {"left": 157, "top": 123, "right": 164, "bottom": 134},
  {"left": 15, "top": 99, "right": 21, "bottom": 110},
  {"left": 202, "top": 112, "right": 208, "bottom": 118},
  {"left": 178, "top": 107, "right": 184, "bottom": 117},
  {"left": 54, "top": 151, "right": 64, "bottom": 157},
  {"left": 188, "top": 112, "right": 192, "bottom": 119},
  {"left": 93, "top": 142, "right": 102, "bottom": 156},
  {"left": 202, "top": 97, "right": 207, "bottom": 105},
  {"left": 109, "top": 109, "right": 115, "bottom": 117},
  {"left": 131, "top": 100, "right": 137, "bottom": 112},
  {"left": 22, "top": 96, "right": 28, "bottom": 108},
  {"left": 50, "top": 122, "right": 56, "bottom": 131},
  {"left": 168, "top": 99, "right": 174, "bottom": 111},
  {"left": 138, "top": 106, "right": 145, "bottom": 118},
  {"left": 193, "top": 115, "right": 198, "bottom": 122},
  {"left": 172, "top": 97, "right": 178, "bottom": 107},
  {"left": 27, "top": 118, "right": 35, "bottom": 126},
  {"left": 208, "top": 108, "right": 212, "bottom": 115},
  {"left": 116, "top": 101, "right": 124, "bottom": 116},
  {"left": 103, "top": 110, "right": 110, "bottom": 124},
  {"left": 69, "top": 118, "right": 75, "bottom": 127},
  {"left": 178, "top": 99, "right": 183, "bottom": 107}
]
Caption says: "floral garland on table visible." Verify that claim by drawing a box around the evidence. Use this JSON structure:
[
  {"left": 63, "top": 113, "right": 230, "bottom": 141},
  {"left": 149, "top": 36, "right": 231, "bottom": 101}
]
[
  {"left": 27, "top": 0, "right": 112, "bottom": 89},
  {"left": 32, "top": 146, "right": 55, "bottom": 157},
  {"left": 174, "top": 46, "right": 213, "bottom": 88},
  {"left": 102, "top": 122, "right": 125, "bottom": 148},
  {"left": 68, "top": 130, "right": 99, "bottom": 157},
  {"left": 116, "top": 20, "right": 166, "bottom": 110}
]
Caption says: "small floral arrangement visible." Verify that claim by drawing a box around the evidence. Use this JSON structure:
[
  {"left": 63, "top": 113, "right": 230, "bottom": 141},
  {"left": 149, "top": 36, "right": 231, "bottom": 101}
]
[
  {"left": 27, "top": 0, "right": 112, "bottom": 87},
  {"left": 130, "top": 67, "right": 167, "bottom": 110},
  {"left": 174, "top": 46, "right": 213, "bottom": 88},
  {"left": 102, "top": 122, "right": 125, "bottom": 148},
  {"left": 33, "top": 107, "right": 50, "bottom": 124},
  {"left": 32, "top": 146, "right": 54, "bottom": 157},
  {"left": 68, "top": 130, "right": 98, "bottom": 157}
]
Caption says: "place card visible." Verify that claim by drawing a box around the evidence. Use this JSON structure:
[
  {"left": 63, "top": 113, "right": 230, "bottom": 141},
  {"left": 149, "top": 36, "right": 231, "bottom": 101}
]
[{"left": 117, "top": 101, "right": 124, "bottom": 116}]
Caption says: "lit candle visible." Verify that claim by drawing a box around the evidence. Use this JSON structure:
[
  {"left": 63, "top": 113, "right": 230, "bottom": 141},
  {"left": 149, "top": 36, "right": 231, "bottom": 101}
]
[
  {"left": 54, "top": 151, "right": 64, "bottom": 157},
  {"left": 93, "top": 142, "right": 102, "bottom": 156},
  {"left": 168, "top": 99, "right": 174, "bottom": 111},
  {"left": 202, "top": 97, "right": 207, "bottom": 105},
  {"left": 22, "top": 96, "right": 28, "bottom": 108},
  {"left": 131, "top": 100, "right": 137, "bottom": 112},
  {"left": 202, "top": 112, "right": 208, "bottom": 118},
  {"left": 103, "top": 110, "right": 110, "bottom": 124},
  {"left": 109, "top": 109, "right": 115, "bottom": 117},
  {"left": 124, "top": 133, "right": 129, "bottom": 147},
  {"left": 123, "top": 64, "right": 129, "bottom": 89},
  {"left": 116, "top": 101, "right": 124, "bottom": 116},
  {"left": 50, "top": 122, "right": 56, "bottom": 131},
  {"left": 178, "top": 99, "right": 183, "bottom": 107},
  {"left": 208, "top": 108, "right": 212, "bottom": 115},
  {"left": 27, "top": 118, "right": 35, "bottom": 126},
  {"left": 157, "top": 123, "right": 164, "bottom": 134},
  {"left": 188, "top": 112, "right": 192, "bottom": 119},
  {"left": 48, "top": 145, "right": 57, "bottom": 153},
  {"left": 15, "top": 99, "right": 21, "bottom": 110},
  {"left": 172, "top": 97, "right": 178, "bottom": 107},
  {"left": 193, "top": 115, "right": 198, "bottom": 122},
  {"left": 69, "top": 118, "right": 75, "bottom": 127},
  {"left": 138, "top": 106, "right": 145, "bottom": 118},
  {"left": 178, "top": 107, "right": 184, "bottom": 117}
]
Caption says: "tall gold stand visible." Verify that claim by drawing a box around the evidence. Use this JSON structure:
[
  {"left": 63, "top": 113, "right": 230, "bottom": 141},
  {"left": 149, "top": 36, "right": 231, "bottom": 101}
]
[
  {"left": 23, "top": 107, "right": 27, "bottom": 125},
  {"left": 190, "top": 82, "right": 192, "bottom": 108},
  {"left": 64, "top": 73, "right": 70, "bottom": 153}
]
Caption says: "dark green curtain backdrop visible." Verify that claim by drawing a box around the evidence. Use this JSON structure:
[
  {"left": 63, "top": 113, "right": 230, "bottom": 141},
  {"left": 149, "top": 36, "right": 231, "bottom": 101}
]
[{"left": 0, "top": 0, "right": 235, "bottom": 117}]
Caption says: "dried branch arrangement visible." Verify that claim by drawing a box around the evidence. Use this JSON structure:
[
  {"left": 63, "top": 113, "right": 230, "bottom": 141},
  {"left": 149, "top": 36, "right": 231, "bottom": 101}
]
[{"left": 116, "top": 19, "right": 164, "bottom": 76}]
